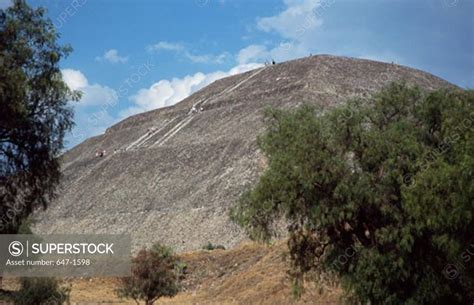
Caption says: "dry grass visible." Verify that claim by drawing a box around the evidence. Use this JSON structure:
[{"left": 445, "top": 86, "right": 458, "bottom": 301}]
[{"left": 1, "top": 241, "right": 343, "bottom": 305}]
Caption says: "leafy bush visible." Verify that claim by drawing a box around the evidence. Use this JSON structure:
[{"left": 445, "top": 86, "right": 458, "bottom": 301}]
[
  {"left": 13, "top": 277, "right": 70, "bottom": 305},
  {"left": 231, "top": 83, "right": 474, "bottom": 304},
  {"left": 117, "top": 243, "right": 182, "bottom": 305},
  {"left": 202, "top": 242, "right": 226, "bottom": 251},
  {"left": 175, "top": 261, "right": 188, "bottom": 280}
]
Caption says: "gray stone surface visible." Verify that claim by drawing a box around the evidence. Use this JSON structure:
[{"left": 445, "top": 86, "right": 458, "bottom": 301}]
[{"left": 33, "top": 55, "right": 454, "bottom": 252}]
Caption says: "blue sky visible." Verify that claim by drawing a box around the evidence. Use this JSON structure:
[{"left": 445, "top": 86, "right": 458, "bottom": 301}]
[{"left": 2, "top": 0, "right": 473, "bottom": 148}]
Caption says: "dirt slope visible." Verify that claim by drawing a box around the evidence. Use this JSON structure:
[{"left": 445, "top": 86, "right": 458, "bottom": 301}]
[{"left": 65, "top": 241, "right": 342, "bottom": 304}]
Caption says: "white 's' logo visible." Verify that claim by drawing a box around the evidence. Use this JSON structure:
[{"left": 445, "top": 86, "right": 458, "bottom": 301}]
[{"left": 8, "top": 241, "right": 24, "bottom": 257}]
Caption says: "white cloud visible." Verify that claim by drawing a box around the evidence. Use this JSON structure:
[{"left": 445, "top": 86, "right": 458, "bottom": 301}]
[
  {"left": 79, "top": 84, "right": 118, "bottom": 106},
  {"left": 61, "top": 69, "right": 118, "bottom": 107},
  {"left": 237, "top": 41, "right": 309, "bottom": 65},
  {"left": 147, "top": 41, "right": 230, "bottom": 64},
  {"left": 62, "top": 69, "right": 88, "bottom": 90},
  {"left": 147, "top": 41, "right": 184, "bottom": 52},
  {"left": 121, "top": 63, "right": 262, "bottom": 117},
  {"left": 183, "top": 51, "right": 231, "bottom": 64},
  {"left": 68, "top": 109, "right": 118, "bottom": 148},
  {"left": 257, "top": 0, "right": 323, "bottom": 40},
  {"left": 250, "top": 0, "right": 398, "bottom": 65},
  {"left": 234, "top": 0, "right": 328, "bottom": 65},
  {"left": 95, "top": 49, "right": 129, "bottom": 64},
  {"left": 61, "top": 69, "right": 121, "bottom": 148},
  {"left": 237, "top": 45, "right": 269, "bottom": 65}
]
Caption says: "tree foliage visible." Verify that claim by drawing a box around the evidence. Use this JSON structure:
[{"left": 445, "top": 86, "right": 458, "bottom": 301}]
[
  {"left": 0, "top": 0, "right": 79, "bottom": 234},
  {"left": 12, "top": 277, "right": 70, "bottom": 305},
  {"left": 231, "top": 82, "right": 474, "bottom": 304},
  {"left": 117, "top": 243, "right": 182, "bottom": 305}
]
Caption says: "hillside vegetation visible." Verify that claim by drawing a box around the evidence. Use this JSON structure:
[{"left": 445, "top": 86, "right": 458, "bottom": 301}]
[{"left": 1, "top": 241, "right": 343, "bottom": 304}]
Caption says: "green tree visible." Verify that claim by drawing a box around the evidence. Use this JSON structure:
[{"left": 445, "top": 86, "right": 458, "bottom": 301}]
[
  {"left": 117, "top": 243, "right": 182, "bottom": 305},
  {"left": 13, "top": 277, "right": 70, "bottom": 305},
  {"left": 231, "top": 82, "right": 474, "bottom": 304},
  {"left": 0, "top": 0, "right": 79, "bottom": 234}
]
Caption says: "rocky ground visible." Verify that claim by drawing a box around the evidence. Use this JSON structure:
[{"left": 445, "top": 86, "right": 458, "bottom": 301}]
[{"left": 33, "top": 55, "right": 454, "bottom": 252}]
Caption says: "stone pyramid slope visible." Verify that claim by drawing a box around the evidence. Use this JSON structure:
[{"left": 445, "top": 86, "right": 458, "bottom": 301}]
[{"left": 34, "top": 55, "right": 453, "bottom": 251}]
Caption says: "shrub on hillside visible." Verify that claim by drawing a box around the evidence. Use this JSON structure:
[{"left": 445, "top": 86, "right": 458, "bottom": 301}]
[
  {"left": 117, "top": 243, "right": 182, "bottom": 305},
  {"left": 231, "top": 82, "right": 474, "bottom": 304},
  {"left": 202, "top": 242, "right": 226, "bottom": 251},
  {"left": 13, "top": 277, "right": 70, "bottom": 305}
]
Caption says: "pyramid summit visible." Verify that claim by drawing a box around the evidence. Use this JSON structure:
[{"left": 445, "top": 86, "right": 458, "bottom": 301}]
[{"left": 34, "top": 55, "right": 454, "bottom": 251}]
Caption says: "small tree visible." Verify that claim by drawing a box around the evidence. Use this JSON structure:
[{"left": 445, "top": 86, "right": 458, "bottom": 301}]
[
  {"left": 202, "top": 242, "right": 226, "bottom": 251},
  {"left": 13, "top": 277, "right": 70, "bottom": 305},
  {"left": 117, "top": 243, "right": 181, "bottom": 305},
  {"left": 231, "top": 83, "right": 474, "bottom": 304}
]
